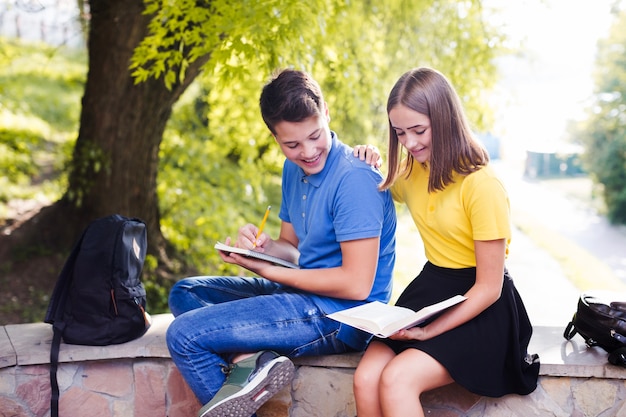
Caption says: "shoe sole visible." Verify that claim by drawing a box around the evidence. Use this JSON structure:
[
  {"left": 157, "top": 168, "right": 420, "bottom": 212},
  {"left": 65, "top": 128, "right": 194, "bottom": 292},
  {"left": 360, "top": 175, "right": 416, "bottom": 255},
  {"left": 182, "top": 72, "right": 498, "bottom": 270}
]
[{"left": 199, "top": 357, "right": 295, "bottom": 417}]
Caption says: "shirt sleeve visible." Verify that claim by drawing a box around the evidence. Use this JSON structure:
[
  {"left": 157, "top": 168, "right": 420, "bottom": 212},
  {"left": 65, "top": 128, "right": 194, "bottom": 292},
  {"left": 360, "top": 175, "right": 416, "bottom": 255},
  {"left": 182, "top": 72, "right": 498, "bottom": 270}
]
[
  {"left": 333, "top": 167, "right": 387, "bottom": 242},
  {"left": 463, "top": 172, "right": 511, "bottom": 241}
]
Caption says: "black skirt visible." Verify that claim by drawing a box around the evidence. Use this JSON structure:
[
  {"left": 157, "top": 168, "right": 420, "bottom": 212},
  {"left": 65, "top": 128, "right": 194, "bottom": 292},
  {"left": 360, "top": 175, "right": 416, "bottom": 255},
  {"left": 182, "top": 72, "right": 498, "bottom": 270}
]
[{"left": 381, "top": 262, "right": 539, "bottom": 397}]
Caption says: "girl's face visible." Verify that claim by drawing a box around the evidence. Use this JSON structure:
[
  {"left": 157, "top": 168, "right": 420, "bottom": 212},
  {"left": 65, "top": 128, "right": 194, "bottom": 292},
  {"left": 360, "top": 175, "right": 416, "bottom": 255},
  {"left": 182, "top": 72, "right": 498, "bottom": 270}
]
[
  {"left": 273, "top": 105, "right": 332, "bottom": 176},
  {"left": 389, "top": 104, "right": 432, "bottom": 164}
]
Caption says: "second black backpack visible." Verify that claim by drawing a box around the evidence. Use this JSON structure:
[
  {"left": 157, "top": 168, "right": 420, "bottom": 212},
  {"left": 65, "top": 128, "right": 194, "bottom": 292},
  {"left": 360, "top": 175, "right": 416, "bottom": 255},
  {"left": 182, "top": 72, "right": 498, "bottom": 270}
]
[
  {"left": 44, "top": 214, "right": 151, "bottom": 417},
  {"left": 564, "top": 292, "right": 626, "bottom": 366}
]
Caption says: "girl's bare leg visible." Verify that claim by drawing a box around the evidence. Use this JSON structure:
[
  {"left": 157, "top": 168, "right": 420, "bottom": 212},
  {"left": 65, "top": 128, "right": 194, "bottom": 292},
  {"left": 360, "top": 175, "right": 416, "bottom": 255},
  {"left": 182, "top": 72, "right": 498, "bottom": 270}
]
[
  {"left": 353, "top": 341, "right": 396, "bottom": 417},
  {"left": 379, "top": 349, "right": 454, "bottom": 417}
]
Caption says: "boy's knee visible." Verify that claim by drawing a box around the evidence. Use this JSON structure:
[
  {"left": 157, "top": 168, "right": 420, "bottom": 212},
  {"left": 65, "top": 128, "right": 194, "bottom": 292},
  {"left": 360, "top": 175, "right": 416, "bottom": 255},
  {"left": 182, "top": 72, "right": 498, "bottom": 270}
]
[
  {"left": 168, "top": 280, "right": 190, "bottom": 316},
  {"left": 165, "top": 316, "right": 182, "bottom": 353},
  {"left": 165, "top": 313, "right": 195, "bottom": 356}
]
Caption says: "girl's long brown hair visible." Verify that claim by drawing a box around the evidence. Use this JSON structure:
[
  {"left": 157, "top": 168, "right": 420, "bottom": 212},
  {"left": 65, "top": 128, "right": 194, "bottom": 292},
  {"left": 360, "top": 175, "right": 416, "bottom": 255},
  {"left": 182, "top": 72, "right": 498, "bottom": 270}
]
[{"left": 380, "top": 67, "right": 489, "bottom": 193}]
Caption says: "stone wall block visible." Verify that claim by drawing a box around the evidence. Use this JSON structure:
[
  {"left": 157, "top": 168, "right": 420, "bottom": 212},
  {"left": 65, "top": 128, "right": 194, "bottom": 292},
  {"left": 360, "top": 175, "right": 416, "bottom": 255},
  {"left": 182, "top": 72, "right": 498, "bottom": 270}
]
[
  {"left": 481, "top": 393, "right": 558, "bottom": 417},
  {"left": 540, "top": 376, "right": 574, "bottom": 413},
  {"left": 15, "top": 369, "right": 49, "bottom": 417},
  {"left": 290, "top": 366, "right": 355, "bottom": 417},
  {"left": 258, "top": 384, "right": 291, "bottom": 417},
  {"left": 572, "top": 379, "right": 617, "bottom": 417},
  {"left": 83, "top": 360, "right": 133, "bottom": 397},
  {"left": 422, "top": 383, "right": 482, "bottom": 413},
  {"left": 133, "top": 360, "right": 167, "bottom": 417},
  {"left": 0, "top": 367, "right": 17, "bottom": 400},
  {"left": 614, "top": 397, "right": 626, "bottom": 417},
  {"left": 0, "top": 397, "right": 29, "bottom": 417},
  {"left": 165, "top": 364, "right": 201, "bottom": 417},
  {"left": 111, "top": 398, "right": 134, "bottom": 417},
  {"left": 59, "top": 386, "right": 111, "bottom": 417},
  {"left": 57, "top": 363, "right": 79, "bottom": 392}
]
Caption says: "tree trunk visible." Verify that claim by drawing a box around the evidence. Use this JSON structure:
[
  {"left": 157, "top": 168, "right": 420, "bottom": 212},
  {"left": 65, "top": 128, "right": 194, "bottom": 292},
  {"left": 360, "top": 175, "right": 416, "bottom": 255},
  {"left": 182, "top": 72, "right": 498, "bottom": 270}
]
[{"left": 11, "top": 0, "right": 209, "bottom": 277}]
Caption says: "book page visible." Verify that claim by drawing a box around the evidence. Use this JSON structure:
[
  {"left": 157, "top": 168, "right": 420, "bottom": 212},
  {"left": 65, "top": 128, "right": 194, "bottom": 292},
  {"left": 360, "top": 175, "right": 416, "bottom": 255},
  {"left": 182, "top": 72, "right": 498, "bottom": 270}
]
[
  {"left": 379, "top": 295, "right": 467, "bottom": 336},
  {"left": 327, "top": 302, "right": 416, "bottom": 335},
  {"left": 335, "top": 302, "right": 415, "bottom": 328},
  {"left": 327, "top": 295, "right": 466, "bottom": 337}
]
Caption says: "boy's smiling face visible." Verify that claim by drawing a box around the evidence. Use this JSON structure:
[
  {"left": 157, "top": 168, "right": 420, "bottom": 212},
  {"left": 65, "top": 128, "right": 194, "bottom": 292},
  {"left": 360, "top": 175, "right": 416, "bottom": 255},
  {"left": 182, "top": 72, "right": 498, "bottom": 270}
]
[{"left": 273, "top": 105, "right": 332, "bottom": 176}]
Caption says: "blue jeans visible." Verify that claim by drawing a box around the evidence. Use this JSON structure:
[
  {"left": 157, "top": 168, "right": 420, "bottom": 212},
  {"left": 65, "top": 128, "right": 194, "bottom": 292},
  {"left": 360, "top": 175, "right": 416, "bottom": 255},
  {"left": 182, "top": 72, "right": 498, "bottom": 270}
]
[{"left": 166, "top": 276, "right": 352, "bottom": 405}]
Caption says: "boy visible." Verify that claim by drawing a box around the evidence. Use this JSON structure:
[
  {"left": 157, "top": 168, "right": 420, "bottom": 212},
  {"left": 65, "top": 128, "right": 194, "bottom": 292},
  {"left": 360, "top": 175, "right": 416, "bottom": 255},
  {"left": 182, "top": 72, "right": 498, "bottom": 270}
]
[{"left": 166, "top": 69, "right": 396, "bottom": 417}]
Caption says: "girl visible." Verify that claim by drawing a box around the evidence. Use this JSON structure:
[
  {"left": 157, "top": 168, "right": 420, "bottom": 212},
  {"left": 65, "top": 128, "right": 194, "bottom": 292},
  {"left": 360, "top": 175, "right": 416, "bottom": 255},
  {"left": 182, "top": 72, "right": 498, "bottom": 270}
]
[{"left": 353, "top": 67, "right": 539, "bottom": 417}]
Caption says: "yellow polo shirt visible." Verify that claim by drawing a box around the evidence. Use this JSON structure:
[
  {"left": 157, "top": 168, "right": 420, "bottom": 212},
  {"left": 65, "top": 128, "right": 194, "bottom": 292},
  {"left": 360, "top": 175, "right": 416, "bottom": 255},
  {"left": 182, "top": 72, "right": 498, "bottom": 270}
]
[{"left": 391, "top": 161, "right": 511, "bottom": 268}]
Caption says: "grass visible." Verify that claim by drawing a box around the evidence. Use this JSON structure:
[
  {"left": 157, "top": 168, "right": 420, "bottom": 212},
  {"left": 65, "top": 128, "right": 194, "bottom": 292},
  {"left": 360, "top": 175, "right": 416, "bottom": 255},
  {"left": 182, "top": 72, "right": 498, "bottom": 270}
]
[{"left": 0, "top": 39, "right": 84, "bottom": 215}]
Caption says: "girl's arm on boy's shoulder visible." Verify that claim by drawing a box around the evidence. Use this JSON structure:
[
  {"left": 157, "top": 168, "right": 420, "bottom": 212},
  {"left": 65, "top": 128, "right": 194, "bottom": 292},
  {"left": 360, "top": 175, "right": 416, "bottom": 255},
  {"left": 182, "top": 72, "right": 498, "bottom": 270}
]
[{"left": 353, "top": 144, "right": 382, "bottom": 168}]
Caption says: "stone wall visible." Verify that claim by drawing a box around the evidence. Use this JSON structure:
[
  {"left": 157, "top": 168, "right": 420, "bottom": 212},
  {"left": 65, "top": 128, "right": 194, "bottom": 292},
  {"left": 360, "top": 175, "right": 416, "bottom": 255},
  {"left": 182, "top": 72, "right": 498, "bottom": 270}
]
[{"left": 1, "top": 314, "right": 625, "bottom": 417}]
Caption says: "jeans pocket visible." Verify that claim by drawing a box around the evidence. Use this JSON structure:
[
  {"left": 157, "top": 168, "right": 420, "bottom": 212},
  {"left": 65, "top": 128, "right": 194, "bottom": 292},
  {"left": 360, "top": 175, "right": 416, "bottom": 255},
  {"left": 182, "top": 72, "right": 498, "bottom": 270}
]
[{"left": 290, "top": 324, "right": 349, "bottom": 357}]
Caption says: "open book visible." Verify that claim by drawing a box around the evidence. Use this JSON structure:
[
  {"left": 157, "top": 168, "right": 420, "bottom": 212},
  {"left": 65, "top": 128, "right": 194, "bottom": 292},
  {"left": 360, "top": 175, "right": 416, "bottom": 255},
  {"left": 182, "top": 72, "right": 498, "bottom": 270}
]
[
  {"left": 327, "top": 295, "right": 466, "bottom": 338},
  {"left": 214, "top": 242, "right": 299, "bottom": 269}
]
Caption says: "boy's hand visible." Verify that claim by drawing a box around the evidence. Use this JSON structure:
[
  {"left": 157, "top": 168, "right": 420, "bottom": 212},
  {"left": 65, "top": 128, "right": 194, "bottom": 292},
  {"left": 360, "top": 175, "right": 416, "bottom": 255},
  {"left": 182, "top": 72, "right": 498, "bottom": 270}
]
[
  {"left": 234, "top": 224, "right": 269, "bottom": 252},
  {"left": 353, "top": 144, "right": 383, "bottom": 168},
  {"left": 217, "top": 235, "right": 276, "bottom": 276}
]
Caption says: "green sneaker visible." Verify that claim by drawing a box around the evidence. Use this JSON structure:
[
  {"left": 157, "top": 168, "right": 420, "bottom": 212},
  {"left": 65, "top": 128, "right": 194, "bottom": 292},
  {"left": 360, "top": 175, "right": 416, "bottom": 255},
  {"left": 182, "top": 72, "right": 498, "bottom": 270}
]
[{"left": 198, "top": 351, "right": 295, "bottom": 417}]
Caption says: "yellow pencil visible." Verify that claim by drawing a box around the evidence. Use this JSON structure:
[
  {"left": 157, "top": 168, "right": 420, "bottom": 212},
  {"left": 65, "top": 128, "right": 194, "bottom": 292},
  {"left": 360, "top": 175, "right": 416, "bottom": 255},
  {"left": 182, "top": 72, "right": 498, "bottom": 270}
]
[{"left": 253, "top": 205, "right": 271, "bottom": 248}]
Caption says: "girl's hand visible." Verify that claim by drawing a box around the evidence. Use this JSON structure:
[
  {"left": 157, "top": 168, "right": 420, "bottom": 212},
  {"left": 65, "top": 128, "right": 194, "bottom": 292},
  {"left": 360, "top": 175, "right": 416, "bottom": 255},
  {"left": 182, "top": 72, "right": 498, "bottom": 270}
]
[
  {"left": 353, "top": 144, "right": 383, "bottom": 168},
  {"left": 388, "top": 326, "right": 428, "bottom": 341}
]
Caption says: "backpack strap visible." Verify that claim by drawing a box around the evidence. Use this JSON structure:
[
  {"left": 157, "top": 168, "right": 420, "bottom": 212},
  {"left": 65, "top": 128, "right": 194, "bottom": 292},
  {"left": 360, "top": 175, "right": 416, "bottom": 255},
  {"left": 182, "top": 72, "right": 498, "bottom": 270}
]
[
  {"left": 563, "top": 314, "right": 578, "bottom": 341},
  {"left": 49, "top": 324, "right": 64, "bottom": 417},
  {"left": 609, "top": 346, "right": 626, "bottom": 367},
  {"left": 46, "top": 230, "right": 86, "bottom": 416},
  {"left": 45, "top": 228, "right": 87, "bottom": 324}
]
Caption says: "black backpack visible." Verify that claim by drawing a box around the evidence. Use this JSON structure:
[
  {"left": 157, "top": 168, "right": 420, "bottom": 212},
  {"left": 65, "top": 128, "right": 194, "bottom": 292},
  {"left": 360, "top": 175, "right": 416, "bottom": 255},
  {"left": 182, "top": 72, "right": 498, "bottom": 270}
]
[
  {"left": 564, "top": 292, "right": 626, "bottom": 366},
  {"left": 44, "top": 214, "right": 151, "bottom": 417}
]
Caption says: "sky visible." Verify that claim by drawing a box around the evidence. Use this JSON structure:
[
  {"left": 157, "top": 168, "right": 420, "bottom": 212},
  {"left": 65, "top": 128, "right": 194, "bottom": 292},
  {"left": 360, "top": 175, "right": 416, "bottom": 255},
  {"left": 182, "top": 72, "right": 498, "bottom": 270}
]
[{"left": 485, "top": 0, "right": 615, "bottom": 161}]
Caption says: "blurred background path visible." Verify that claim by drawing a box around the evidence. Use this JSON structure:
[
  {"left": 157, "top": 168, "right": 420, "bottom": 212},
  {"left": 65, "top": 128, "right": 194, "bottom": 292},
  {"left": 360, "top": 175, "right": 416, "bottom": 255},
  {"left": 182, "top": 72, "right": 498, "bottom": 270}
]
[{"left": 497, "top": 161, "right": 626, "bottom": 327}]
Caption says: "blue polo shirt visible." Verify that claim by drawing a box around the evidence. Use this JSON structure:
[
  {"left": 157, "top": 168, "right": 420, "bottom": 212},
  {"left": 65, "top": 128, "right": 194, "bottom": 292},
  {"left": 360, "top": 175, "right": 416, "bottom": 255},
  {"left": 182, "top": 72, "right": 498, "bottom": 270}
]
[{"left": 279, "top": 132, "right": 397, "bottom": 349}]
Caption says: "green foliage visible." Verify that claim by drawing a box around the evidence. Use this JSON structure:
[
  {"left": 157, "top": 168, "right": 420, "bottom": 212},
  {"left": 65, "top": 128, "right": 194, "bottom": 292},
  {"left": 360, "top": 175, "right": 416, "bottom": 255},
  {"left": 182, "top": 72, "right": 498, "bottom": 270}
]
[
  {"left": 66, "top": 140, "right": 109, "bottom": 207},
  {"left": 0, "top": 38, "right": 84, "bottom": 213},
  {"left": 143, "top": 1, "right": 506, "bottom": 276},
  {"left": 158, "top": 77, "right": 283, "bottom": 272},
  {"left": 576, "top": 6, "right": 626, "bottom": 224},
  {"left": 132, "top": 0, "right": 503, "bottom": 144},
  {"left": 598, "top": 140, "right": 626, "bottom": 224},
  {"left": 146, "top": 0, "right": 504, "bottom": 272},
  {"left": 0, "top": 39, "right": 86, "bottom": 131},
  {"left": 0, "top": 129, "right": 44, "bottom": 184}
]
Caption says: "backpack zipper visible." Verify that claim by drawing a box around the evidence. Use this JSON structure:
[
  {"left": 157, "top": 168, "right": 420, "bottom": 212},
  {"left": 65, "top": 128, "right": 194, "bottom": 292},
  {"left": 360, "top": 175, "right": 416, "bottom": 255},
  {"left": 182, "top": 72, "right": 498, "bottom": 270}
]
[{"left": 111, "top": 289, "right": 118, "bottom": 315}]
